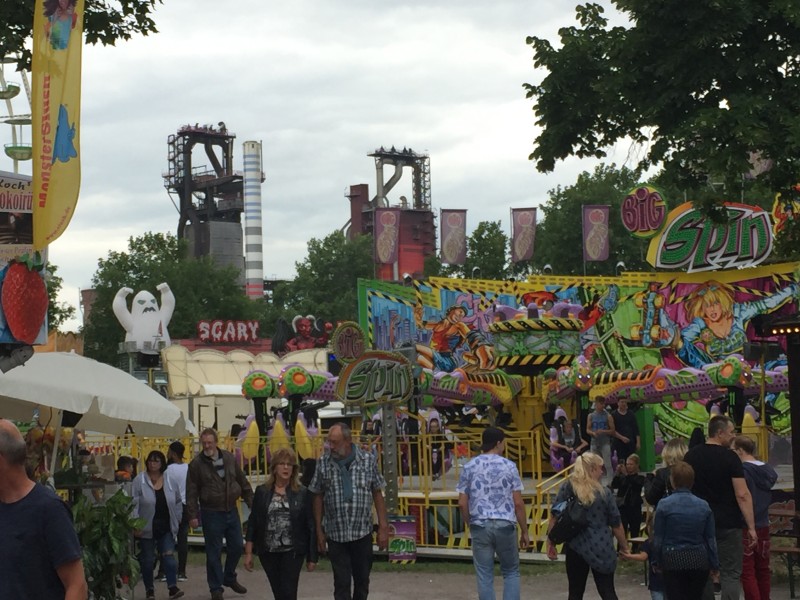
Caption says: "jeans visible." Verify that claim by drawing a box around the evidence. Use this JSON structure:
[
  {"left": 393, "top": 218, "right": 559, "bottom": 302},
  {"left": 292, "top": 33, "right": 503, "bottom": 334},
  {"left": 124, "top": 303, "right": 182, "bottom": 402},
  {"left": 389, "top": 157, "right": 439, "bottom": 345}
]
[
  {"left": 649, "top": 591, "right": 664, "bottom": 600},
  {"left": 591, "top": 438, "right": 613, "bottom": 485},
  {"left": 701, "top": 527, "right": 742, "bottom": 600},
  {"left": 176, "top": 504, "right": 189, "bottom": 576},
  {"left": 201, "top": 508, "right": 244, "bottom": 593},
  {"left": 260, "top": 550, "right": 305, "bottom": 600},
  {"left": 565, "top": 545, "right": 617, "bottom": 600},
  {"left": 327, "top": 534, "right": 373, "bottom": 600},
  {"left": 741, "top": 526, "right": 771, "bottom": 600},
  {"left": 138, "top": 532, "right": 178, "bottom": 592},
  {"left": 470, "top": 519, "right": 520, "bottom": 600}
]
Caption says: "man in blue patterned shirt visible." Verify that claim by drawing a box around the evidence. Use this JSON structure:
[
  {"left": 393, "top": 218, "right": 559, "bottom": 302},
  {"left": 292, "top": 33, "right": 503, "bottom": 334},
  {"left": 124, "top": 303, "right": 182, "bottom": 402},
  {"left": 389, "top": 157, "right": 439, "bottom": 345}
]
[
  {"left": 309, "top": 423, "right": 389, "bottom": 600},
  {"left": 457, "top": 427, "right": 529, "bottom": 600}
]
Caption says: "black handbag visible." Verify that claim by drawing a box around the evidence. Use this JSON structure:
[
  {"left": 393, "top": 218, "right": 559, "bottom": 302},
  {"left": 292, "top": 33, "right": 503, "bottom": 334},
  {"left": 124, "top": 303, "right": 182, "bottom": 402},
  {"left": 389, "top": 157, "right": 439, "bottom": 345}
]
[{"left": 548, "top": 493, "right": 589, "bottom": 544}]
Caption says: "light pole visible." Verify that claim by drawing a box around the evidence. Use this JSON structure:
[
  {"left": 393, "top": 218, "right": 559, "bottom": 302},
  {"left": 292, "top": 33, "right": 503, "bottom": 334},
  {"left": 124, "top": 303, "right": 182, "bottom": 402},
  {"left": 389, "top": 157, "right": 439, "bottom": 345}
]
[
  {"left": 769, "top": 314, "right": 800, "bottom": 535},
  {"left": 471, "top": 266, "right": 481, "bottom": 279}
]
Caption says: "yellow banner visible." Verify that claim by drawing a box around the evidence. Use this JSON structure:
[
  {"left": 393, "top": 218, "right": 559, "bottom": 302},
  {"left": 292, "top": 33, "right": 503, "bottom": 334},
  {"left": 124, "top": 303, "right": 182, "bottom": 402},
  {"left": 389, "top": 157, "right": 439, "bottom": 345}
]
[{"left": 31, "top": 0, "right": 84, "bottom": 250}]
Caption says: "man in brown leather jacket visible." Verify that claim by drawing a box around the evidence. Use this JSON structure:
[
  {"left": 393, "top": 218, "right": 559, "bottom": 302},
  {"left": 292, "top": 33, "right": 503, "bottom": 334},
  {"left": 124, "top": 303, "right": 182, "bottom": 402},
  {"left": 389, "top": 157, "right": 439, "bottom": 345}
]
[{"left": 187, "top": 428, "right": 254, "bottom": 600}]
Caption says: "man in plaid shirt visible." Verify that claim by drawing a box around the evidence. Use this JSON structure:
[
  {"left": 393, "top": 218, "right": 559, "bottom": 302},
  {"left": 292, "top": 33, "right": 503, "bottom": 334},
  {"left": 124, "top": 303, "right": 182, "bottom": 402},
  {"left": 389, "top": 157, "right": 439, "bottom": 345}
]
[{"left": 309, "top": 423, "right": 389, "bottom": 600}]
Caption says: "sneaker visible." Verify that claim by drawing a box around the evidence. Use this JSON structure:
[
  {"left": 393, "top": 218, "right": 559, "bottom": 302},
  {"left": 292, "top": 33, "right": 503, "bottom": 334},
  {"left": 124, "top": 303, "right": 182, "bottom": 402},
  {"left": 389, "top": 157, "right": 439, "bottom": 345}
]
[
  {"left": 225, "top": 579, "right": 247, "bottom": 594},
  {"left": 169, "top": 586, "right": 185, "bottom": 599},
  {"left": 157, "top": 573, "right": 167, "bottom": 582},
  {"left": 146, "top": 590, "right": 155, "bottom": 600},
  {"left": 177, "top": 573, "right": 188, "bottom": 582},
  {"left": 211, "top": 591, "right": 224, "bottom": 600}
]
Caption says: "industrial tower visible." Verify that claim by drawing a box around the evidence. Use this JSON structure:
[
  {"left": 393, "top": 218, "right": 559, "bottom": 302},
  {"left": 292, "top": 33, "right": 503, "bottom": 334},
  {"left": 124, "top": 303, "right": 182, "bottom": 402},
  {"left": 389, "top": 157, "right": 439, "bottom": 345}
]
[{"left": 164, "top": 123, "right": 248, "bottom": 281}]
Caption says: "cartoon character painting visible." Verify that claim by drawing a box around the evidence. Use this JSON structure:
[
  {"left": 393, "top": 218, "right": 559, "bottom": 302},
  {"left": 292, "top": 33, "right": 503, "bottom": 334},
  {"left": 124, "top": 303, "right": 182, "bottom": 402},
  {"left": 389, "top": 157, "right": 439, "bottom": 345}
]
[
  {"left": 672, "top": 280, "right": 797, "bottom": 368},
  {"left": 271, "top": 315, "right": 331, "bottom": 354},
  {"left": 112, "top": 283, "right": 175, "bottom": 354},
  {"left": 52, "top": 105, "right": 77, "bottom": 164},
  {"left": 43, "top": 0, "right": 78, "bottom": 51},
  {"left": 414, "top": 303, "right": 494, "bottom": 372}
]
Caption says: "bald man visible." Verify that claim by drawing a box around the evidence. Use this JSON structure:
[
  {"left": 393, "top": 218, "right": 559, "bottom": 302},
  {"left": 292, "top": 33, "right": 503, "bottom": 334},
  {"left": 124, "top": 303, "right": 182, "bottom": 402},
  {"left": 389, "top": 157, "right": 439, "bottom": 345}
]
[{"left": 0, "top": 419, "right": 87, "bottom": 600}]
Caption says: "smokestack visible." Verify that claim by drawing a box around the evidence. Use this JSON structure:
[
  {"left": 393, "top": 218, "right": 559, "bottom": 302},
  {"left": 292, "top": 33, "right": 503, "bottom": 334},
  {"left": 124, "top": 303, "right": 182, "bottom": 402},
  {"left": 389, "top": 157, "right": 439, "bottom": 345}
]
[{"left": 243, "top": 141, "right": 264, "bottom": 298}]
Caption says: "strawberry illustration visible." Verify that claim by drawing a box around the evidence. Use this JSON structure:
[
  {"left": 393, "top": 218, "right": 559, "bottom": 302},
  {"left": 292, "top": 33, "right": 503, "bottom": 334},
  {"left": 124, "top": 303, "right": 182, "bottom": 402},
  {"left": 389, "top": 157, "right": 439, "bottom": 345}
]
[{"left": 2, "top": 252, "right": 48, "bottom": 344}]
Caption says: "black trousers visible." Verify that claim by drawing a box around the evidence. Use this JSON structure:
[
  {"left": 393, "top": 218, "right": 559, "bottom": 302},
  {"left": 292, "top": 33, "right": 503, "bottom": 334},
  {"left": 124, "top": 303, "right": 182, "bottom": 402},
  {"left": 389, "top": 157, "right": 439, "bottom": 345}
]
[
  {"left": 565, "top": 545, "right": 618, "bottom": 600},
  {"left": 176, "top": 504, "right": 189, "bottom": 575},
  {"left": 663, "top": 568, "right": 709, "bottom": 600},
  {"left": 260, "top": 550, "right": 305, "bottom": 600},
  {"left": 619, "top": 504, "right": 642, "bottom": 538},
  {"left": 328, "top": 534, "right": 373, "bottom": 600}
]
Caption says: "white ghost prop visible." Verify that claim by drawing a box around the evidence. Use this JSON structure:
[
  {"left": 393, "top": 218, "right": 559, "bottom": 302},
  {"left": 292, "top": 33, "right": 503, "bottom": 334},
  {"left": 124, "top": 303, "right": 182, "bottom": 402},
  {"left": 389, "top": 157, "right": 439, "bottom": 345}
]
[{"left": 113, "top": 283, "right": 175, "bottom": 354}]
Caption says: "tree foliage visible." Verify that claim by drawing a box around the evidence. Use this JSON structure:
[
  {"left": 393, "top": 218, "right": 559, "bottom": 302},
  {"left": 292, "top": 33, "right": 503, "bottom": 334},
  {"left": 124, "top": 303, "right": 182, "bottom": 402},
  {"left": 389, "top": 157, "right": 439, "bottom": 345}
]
[
  {"left": 1, "top": 0, "right": 163, "bottom": 72},
  {"left": 524, "top": 2, "right": 800, "bottom": 211},
  {"left": 530, "top": 164, "right": 653, "bottom": 276},
  {"left": 45, "top": 263, "right": 76, "bottom": 332},
  {"left": 83, "top": 232, "right": 261, "bottom": 364},
  {"left": 280, "top": 231, "right": 374, "bottom": 324},
  {"left": 440, "top": 221, "right": 512, "bottom": 280}
]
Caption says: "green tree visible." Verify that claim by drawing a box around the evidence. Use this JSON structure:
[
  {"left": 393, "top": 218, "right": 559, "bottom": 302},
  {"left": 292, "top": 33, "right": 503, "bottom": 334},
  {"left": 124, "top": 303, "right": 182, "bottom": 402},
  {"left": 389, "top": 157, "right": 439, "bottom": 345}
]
[
  {"left": 281, "top": 231, "right": 374, "bottom": 324},
  {"left": 1, "top": 0, "right": 163, "bottom": 72},
  {"left": 530, "top": 164, "right": 653, "bottom": 275},
  {"left": 45, "top": 263, "right": 76, "bottom": 332},
  {"left": 443, "top": 221, "right": 511, "bottom": 280},
  {"left": 524, "top": 2, "right": 800, "bottom": 211},
  {"left": 83, "top": 232, "right": 261, "bottom": 364}
]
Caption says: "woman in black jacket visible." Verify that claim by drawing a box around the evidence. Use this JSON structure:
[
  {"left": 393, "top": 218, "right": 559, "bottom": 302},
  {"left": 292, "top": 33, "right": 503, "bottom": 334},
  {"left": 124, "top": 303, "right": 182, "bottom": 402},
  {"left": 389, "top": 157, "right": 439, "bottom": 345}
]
[{"left": 244, "top": 447, "right": 318, "bottom": 600}]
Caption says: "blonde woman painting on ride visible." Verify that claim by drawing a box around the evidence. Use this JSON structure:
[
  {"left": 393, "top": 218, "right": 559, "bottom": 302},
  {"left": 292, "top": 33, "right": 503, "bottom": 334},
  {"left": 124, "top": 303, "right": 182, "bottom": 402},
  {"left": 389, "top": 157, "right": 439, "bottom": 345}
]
[{"left": 675, "top": 280, "right": 797, "bottom": 368}]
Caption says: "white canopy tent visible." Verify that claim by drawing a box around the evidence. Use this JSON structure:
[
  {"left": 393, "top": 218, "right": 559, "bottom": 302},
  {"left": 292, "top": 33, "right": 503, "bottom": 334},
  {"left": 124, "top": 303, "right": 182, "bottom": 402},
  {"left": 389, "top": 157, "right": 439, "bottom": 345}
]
[{"left": 0, "top": 352, "right": 195, "bottom": 438}]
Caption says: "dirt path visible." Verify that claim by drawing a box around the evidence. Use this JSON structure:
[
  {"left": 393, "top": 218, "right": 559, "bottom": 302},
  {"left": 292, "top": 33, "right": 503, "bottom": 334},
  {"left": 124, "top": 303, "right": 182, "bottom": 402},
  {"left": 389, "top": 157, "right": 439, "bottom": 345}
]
[{"left": 133, "top": 559, "right": 791, "bottom": 599}]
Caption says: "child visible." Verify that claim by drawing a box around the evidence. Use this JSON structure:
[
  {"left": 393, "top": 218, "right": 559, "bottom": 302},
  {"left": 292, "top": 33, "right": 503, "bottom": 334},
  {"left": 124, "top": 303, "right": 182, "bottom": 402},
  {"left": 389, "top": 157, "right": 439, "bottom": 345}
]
[
  {"left": 611, "top": 453, "right": 645, "bottom": 538},
  {"left": 622, "top": 517, "right": 664, "bottom": 600}
]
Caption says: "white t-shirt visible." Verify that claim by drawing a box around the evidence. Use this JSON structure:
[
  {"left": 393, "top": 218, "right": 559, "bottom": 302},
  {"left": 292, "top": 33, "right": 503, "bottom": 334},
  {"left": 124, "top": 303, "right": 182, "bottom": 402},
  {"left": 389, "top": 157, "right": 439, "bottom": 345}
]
[{"left": 165, "top": 462, "right": 189, "bottom": 504}]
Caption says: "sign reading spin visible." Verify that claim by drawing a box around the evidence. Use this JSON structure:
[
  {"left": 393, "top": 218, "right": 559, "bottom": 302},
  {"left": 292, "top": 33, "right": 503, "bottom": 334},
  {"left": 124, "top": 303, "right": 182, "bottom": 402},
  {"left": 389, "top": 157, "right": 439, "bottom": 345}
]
[{"left": 335, "top": 350, "right": 413, "bottom": 408}]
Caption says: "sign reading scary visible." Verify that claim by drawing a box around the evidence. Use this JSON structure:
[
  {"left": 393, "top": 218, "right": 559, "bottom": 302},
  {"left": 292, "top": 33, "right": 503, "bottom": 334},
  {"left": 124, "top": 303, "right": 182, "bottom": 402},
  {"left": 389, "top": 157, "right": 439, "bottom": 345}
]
[{"left": 197, "top": 320, "right": 260, "bottom": 344}]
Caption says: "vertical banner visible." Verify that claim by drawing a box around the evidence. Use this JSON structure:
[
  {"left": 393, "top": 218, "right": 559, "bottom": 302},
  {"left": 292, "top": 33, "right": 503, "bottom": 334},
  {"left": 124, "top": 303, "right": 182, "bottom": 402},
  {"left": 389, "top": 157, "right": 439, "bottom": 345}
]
[
  {"left": 32, "top": 0, "right": 85, "bottom": 250},
  {"left": 510, "top": 207, "right": 537, "bottom": 263},
  {"left": 440, "top": 209, "right": 467, "bottom": 265},
  {"left": 374, "top": 208, "right": 400, "bottom": 265},
  {"left": 582, "top": 204, "right": 610, "bottom": 261}
]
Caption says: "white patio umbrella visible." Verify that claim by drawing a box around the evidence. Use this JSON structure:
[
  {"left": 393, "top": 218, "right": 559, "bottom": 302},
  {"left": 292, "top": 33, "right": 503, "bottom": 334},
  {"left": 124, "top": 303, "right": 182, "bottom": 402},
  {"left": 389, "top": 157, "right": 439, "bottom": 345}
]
[{"left": 0, "top": 351, "right": 194, "bottom": 438}]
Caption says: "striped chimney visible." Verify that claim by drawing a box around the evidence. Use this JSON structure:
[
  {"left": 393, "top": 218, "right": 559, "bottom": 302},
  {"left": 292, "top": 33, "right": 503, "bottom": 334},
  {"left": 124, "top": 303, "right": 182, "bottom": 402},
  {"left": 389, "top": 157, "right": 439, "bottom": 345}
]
[{"left": 243, "top": 140, "right": 264, "bottom": 298}]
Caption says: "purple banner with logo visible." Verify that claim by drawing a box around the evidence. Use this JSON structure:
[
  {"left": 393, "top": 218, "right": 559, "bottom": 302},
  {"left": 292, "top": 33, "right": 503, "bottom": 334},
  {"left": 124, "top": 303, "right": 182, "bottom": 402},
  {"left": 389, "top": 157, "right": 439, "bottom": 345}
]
[
  {"left": 374, "top": 208, "right": 400, "bottom": 264},
  {"left": 440, "top": 209, "right": 467, "bottom": 265},
  {"left": 582, "top": 205, "right": 610, "bottom": 261},
  {"left": 510, "top": 207, "right": 537, "bottom": 263}
]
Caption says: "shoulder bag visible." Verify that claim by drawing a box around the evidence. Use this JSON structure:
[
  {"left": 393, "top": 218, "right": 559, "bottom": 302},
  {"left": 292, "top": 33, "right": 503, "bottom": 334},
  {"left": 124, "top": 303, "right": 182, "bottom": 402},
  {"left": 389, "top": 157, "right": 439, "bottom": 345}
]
[{"left": 548, "top": 491, "right": 589, "bottom": 544}]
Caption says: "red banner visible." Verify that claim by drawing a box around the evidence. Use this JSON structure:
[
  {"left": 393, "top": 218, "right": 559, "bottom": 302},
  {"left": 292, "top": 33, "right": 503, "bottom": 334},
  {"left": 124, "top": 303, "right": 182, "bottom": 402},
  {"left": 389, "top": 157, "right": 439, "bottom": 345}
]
[
  {"left": 510, "top": 208, "right": 537, "bottom": 263},
  {"left": 374, "top": 208, "right": 400, "bottom": 264},
  {"left": 582, "top": 205, "right": 610, "bottom": 261},
  {"left": 440, "top": 209, "right": 467, "bottom": 265}
]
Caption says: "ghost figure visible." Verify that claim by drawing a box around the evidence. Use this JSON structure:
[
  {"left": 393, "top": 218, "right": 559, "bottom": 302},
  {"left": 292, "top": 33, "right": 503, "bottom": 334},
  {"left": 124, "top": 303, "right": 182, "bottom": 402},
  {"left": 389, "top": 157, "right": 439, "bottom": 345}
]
[{"left": 113, "top": 283, "right": 175, "bottom": 354}]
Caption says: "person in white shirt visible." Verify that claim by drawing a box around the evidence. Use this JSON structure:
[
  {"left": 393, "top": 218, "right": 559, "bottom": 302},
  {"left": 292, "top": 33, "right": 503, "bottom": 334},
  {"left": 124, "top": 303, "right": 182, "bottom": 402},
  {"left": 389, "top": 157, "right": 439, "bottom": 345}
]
[{"left": 165, "top": 441, "right": 190, "bottom": 581}]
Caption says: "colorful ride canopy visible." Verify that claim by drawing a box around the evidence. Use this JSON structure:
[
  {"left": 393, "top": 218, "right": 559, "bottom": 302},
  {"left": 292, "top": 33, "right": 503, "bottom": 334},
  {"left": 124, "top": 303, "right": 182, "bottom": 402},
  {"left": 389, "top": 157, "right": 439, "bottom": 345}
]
[{"left": 357, "top": 262, "right": 799, "bottom": 433}]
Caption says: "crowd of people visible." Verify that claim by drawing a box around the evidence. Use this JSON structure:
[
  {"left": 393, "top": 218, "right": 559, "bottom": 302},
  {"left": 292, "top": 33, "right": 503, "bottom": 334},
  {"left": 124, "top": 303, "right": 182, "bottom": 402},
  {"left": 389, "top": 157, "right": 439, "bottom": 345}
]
[
  {"left": 544, "top": 411, "right": 778, "bottom": 600},
  {"left": 0, "top": 405, "right": 783, "bottom": 600}
]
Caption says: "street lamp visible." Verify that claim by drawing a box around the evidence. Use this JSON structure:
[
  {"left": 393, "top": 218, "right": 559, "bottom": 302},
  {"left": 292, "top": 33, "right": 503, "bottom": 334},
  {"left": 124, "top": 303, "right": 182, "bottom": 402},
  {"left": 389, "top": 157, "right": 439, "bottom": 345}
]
[
  {"left": 471, "top": 266, "right": 481, "bottom": 279},
  {"left": 616, "top": 261, "right": 626, "bottom": 276}
]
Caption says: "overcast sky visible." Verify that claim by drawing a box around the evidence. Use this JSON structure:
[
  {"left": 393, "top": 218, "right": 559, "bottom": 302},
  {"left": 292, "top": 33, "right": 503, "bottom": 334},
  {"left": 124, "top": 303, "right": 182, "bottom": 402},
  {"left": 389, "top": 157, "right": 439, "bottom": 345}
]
[{"left": 0, "top": 0, "right": 634, "bottom": 331}]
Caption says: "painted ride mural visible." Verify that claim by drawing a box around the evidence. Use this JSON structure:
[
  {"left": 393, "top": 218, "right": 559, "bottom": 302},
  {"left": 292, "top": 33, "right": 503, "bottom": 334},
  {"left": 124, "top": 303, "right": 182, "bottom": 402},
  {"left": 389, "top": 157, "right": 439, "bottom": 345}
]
[{"left": 358, "top": 260, "right": 799, "bottom": 443}]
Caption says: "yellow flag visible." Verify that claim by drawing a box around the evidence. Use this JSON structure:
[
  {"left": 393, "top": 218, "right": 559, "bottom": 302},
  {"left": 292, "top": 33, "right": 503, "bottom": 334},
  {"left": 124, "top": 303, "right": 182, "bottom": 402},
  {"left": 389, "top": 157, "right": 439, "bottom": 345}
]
[{"left": 31, "top": 0, "right": 84, "bottom": 250}]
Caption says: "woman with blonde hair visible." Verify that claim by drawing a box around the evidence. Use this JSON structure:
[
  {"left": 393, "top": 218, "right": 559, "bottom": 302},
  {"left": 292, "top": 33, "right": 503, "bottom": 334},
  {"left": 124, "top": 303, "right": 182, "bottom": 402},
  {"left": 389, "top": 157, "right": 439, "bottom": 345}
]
[
  {"left": 244, "top": 447, "right": 317, "bottom": 600},
  {"left": 644, "top": 437, "right": 688, "bottom": 507},
  {"left": 547, "top": 452, "right": 629, "bottom": 599}
]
